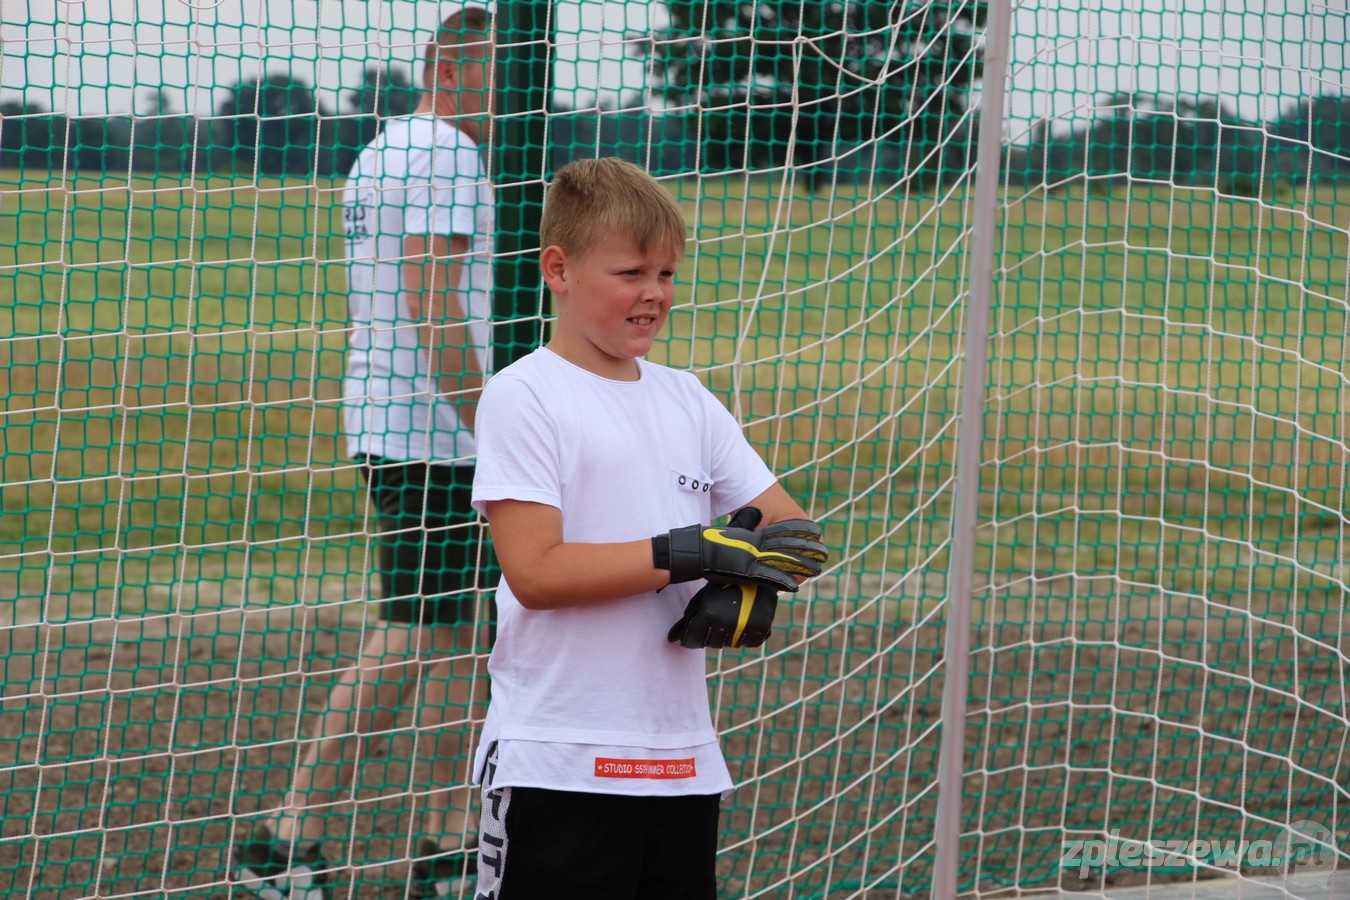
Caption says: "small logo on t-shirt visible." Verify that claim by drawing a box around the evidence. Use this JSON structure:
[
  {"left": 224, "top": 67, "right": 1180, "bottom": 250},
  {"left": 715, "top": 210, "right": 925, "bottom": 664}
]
[
  {"left": 673, "top": 470, "right": 713, "bottom": 495},
  {"left": 594, "top": 757, "right": 697, "bottom": 779}
]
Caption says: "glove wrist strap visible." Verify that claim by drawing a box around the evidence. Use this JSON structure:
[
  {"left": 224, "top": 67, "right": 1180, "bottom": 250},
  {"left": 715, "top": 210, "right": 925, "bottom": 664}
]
[
  {"left": 652, "top": 535, "right": 671, "bottom": 572},
  {"left": 661, "top": 525, "right": 704, "bottom": 583}
]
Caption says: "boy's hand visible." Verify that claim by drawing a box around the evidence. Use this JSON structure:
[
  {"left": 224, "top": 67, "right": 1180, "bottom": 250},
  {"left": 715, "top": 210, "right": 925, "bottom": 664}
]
[
  {"left": 668, "top": 581, "right": 778, "bottom": 649},
  {"left": 652, "top": 508, "right": 827, "bottom": 593},
  {"left": 667, "top": 508, "right": 780, "bottom": 649}
]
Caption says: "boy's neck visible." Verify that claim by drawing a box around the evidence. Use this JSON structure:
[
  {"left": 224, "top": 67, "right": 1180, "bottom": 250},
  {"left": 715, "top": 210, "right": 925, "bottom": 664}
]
[{"left": 545, "top": 337, "right": 642, "bottom": 382}]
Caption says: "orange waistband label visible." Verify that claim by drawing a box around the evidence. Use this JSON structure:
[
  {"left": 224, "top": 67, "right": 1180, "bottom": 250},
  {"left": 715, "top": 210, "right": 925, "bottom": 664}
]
[{"left": 593, "top": 757, "right": 697, "bottom": 779}]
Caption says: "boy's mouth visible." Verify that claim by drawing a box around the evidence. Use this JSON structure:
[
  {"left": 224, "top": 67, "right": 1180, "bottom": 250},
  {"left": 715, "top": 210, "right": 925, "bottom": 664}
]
[{"left": 629, "top": 315, "right": 658, "bottom": 326}]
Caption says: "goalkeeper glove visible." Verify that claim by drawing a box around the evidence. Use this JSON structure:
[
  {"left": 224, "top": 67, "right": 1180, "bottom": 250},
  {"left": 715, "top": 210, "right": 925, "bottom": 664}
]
[
  {"left": 668, "top": 581, "right": 778, "bottom": 649},
  {"left": 652, "top": 508, "right": 827, "bottom": 593},
  {"left": 667, "top": 507, "right": 781, "bottom": 649}
]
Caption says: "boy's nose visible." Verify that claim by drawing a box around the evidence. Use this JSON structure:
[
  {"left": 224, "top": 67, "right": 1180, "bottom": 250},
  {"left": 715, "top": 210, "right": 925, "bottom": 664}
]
[{"left": 639, "top": 280, "right": 662, "bottom": 301}]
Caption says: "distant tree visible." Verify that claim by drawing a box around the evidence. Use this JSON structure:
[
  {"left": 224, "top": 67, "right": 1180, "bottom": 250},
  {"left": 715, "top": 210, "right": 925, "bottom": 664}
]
[
  {"left": 0, "top": 98, "right": 73, "bottom": 171},
  {"left": 130, "top": 114, "right": 204, "bottom": 175},
  {"left": 71, "top": 116, "right": 132, "bottom": 174},
  {"left": 1003, "top": 119, "right": 1087, "bottom": 190},
  {"left": 1006, "top": 91, "right": 1302, "bottom": 197},
  {"left": 1077, "top": 92, "right": 1269, "bottom": 195},
  {"left": 650, "top": 0, "right": 987, "bottom": 190},
  {"left": 334, "top": 65, "right": 418, "bottom": 175},
  {"left": 1268, "top": 94, "right": 1350, "bottom": 183},
  {"left": 550, "top": 109, "right": 700, "bottom": 175},
  {"left": 215, "top": 72, "right": 333, "bottom": 176},
  {"left": 1084, "top": 92, "right": 1165, "bottom": 185},
  {"left": 136, "top": 88, "right": 174, "bottom": 118},
  {"left": 355, "top": 65, "right": 418, "bottom": 121},
  {"left": 0, "top": 99, "right": 30, "bottom": 168},
  {"left": 126, "top": 90, "right": 212, "bottom": 177},
  {"left": 1187, "top": 97, "right": 1268, "bottom": 197}
]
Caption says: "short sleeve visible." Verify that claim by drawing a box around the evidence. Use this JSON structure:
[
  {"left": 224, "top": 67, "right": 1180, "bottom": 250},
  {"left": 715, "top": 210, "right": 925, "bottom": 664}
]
[
  {"left": 404, "top": 127, "right": 484, "bottom": 238},
  {"left": 700, "top": 386, "right": 779, "bottom": 519},
  {"left": 472, "top": 373, "right": 564, "bottom": 516}
]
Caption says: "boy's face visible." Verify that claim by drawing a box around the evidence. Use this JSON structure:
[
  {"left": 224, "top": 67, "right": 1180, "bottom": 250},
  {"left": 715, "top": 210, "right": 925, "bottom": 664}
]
[{"left": 543, "top": 231, "right": 681, "bottom": 379}]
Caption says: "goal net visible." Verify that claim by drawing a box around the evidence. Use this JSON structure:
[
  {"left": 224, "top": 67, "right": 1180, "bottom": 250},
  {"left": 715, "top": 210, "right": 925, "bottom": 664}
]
[{"left": 0, "top": 0, "right": 1346, "bottom": 897}]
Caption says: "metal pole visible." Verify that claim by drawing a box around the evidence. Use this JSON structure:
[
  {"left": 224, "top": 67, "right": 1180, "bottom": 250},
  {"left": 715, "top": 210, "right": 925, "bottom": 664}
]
[
  {"left": 492, "top": 0, "right": 550, "bottom": 369},
  {"left": 931, "top": 0, "right": 1014, "bottom": 896}
]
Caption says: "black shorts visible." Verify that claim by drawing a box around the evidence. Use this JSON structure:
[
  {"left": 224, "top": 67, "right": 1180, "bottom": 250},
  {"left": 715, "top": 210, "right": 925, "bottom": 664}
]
[
  {"left": 477, "top": 783, "right": 720, "bottom": 900},
  {"left": 360, "top": 456, "right": 495, "bottom": 626}
]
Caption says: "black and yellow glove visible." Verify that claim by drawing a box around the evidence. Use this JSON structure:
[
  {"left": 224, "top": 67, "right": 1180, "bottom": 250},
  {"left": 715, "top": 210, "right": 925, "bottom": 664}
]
[
  {"left": 668, "top": 581, "right": 779, "bottom": 649},
  {"left": 652, "top": 507, "right": 827, "bottom": 593}
]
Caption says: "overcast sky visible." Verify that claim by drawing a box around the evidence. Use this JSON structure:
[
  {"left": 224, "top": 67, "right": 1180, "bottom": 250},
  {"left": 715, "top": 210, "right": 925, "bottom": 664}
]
[
  {"left": 1007, "top": 0, "right": 1347, "bottom": 139},
  {"left": 1, "top": 0, "right": 1346, "bottom": 133},
  {"left": 1, "top": 0, "right": 655, "bottom": 116}
]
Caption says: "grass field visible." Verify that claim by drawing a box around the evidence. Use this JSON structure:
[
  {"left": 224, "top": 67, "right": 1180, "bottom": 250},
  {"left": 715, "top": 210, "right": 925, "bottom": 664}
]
[
  {"left": 0, "top": 168, "right": 1346, "bottom": 898},
  {"left": 3, "top": 170, "right": 1349, "bottom": 614}
]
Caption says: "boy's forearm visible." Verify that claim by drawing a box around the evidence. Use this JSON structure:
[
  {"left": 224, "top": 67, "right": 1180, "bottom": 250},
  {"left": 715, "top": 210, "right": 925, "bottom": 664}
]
[
  {"left": 504, "top": 539, "right": 670, "bottom": 610},
  {"left": 489, "top": 496, "right": 826, "bottom": 609},
  {"left": 739, "top": 482, "right": 812, "bottom": 526}
]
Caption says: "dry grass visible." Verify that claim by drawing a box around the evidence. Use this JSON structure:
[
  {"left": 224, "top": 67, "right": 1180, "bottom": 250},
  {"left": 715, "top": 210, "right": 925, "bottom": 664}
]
[{"left": 0, "top": 574, "right": 1340, "bottom": 898}]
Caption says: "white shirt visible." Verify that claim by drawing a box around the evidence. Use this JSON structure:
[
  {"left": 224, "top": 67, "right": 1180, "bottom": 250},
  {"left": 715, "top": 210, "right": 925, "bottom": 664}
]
[
  {"left": 341, "top": 114, "right": 494, "bottom": 464},
  {"left": 471, "top": 348, "right": 780, "bottom": 796}
]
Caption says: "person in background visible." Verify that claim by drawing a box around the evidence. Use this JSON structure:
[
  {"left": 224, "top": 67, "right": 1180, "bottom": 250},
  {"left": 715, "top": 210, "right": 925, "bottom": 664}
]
[{"left": 231, "top": 7, "right": 497, "bottom": 898}]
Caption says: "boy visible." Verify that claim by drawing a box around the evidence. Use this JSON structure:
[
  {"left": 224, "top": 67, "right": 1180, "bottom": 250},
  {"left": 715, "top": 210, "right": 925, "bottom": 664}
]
[{"left": 469, "top": 157, "right": 828, "bottom": 898}]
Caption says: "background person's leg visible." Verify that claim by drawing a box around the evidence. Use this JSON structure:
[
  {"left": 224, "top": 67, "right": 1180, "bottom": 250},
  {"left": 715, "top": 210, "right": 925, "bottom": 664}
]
[
  {"left": 276, "top": 624, "right": 424, "bottom": 845},
  {"left": 404, "top": 621, "right": 488, "bottom": 898},
  {"left": 412, "top": 621, "right": 487, "bottom": 847},
  {"left": 405, "top": 465, "right": 493, "bottom": 847}
]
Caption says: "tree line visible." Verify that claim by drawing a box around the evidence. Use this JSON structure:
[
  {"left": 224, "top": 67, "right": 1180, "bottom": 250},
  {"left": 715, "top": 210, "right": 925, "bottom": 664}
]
[
  {"left": 1002, "top": 92, "right": 1350, "bottom": 196},
  {"left": 0, "top": 65, "right": 418, "bottom": 179},
  {"left": 0, "top": 0, "right": 982, "bottom": 187},
  {"left": 1, "top": 0, "right": 1348, "bottom": 192}
]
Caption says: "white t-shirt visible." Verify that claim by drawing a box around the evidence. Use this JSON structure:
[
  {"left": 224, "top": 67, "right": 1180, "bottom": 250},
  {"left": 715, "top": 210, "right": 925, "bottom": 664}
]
[
  {"left": 340, "top": 114, "right": 494, "bottom": 464},
  {"left": 471, "top": 348, "right": 780, "bottom": 797}
]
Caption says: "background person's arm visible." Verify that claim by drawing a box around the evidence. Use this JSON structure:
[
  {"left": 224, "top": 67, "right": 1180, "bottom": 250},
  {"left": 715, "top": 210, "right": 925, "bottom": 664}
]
[{"left": 404, "top": 232, "right": 483, "bottom": 431}]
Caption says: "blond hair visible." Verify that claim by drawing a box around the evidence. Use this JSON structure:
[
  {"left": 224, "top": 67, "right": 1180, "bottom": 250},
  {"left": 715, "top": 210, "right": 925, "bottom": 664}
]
[
  {"left": 422, "top": 6, "right": 493, "bottom": 90},
  {"left": 540, "top": 158, "right": 688, "bottom": 261}
]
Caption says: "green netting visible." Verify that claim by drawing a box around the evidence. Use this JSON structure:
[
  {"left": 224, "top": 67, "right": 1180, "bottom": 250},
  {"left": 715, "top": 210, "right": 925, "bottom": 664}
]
[{"left": 1, "top": 1, "right": 1347, "bottom": 898}]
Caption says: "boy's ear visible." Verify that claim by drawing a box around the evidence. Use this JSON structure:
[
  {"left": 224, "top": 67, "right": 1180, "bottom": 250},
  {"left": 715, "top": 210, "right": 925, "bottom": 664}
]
[{"left": 539, "top": 245, "right": 568, "bottom": 292}]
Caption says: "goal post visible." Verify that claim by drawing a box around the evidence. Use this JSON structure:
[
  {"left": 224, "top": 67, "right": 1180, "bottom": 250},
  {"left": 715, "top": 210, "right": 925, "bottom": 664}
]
[
  {"left": 0, "top": 0, "right": 1347, "bottom": 897},
  {"left": 492, "top": 0, "right": 549, "bottom": 371}
]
